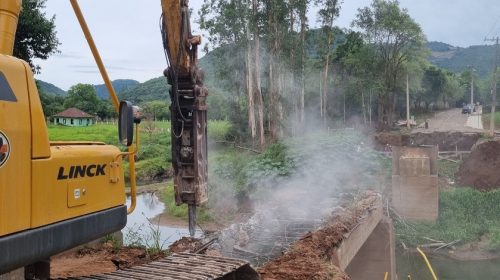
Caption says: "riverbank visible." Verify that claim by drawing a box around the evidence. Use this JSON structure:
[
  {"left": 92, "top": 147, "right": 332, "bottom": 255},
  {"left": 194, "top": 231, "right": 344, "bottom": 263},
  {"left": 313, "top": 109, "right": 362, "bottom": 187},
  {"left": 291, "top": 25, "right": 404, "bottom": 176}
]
[
  {"left": 125, "top": 182, "right": 167, "bottom": 195},
  {"left": 423, "top": 235, "right": 500, "bottom": 261}
]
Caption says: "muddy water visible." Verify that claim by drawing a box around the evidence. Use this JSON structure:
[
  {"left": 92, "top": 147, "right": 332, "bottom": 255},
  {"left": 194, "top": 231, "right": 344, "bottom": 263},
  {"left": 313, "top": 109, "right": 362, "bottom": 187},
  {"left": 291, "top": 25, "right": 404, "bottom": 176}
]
[
  {"left": 123, "top": 193, "right": 201, "bottom": 247},
  {"left": 397, "top": 250, "right": 500, "bottom": 279}
]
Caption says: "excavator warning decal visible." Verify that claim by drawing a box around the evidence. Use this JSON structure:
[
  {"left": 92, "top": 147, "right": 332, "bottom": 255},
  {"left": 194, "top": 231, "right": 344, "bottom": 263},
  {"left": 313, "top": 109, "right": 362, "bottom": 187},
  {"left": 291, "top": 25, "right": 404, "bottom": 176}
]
[
  {"left": 0, "top": 131, "right": 10, "bottom": 168},
  {"left": 0, "top": 72, "right": 17, "bottom": 102}
]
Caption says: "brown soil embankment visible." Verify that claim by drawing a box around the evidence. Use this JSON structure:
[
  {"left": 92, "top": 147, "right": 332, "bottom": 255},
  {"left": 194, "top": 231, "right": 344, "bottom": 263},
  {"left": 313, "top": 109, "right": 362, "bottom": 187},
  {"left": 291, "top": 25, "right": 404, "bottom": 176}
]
[
  {"left": 258, "top": 191, "right": 380, "bottom": 280},
  {"left": 456, "top": 139, "right": 500, "bottom": 190}
]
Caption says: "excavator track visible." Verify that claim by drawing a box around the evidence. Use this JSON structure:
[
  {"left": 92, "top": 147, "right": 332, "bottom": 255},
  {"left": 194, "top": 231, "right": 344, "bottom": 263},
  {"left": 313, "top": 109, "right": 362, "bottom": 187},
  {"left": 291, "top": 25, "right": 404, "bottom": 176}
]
[{"left": 56, "top": 253, "right": 259, "bottom": 280}]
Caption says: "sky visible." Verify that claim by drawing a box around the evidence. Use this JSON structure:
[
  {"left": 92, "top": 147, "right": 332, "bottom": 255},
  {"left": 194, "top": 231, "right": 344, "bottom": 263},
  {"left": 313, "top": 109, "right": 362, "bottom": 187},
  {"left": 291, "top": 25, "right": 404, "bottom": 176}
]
[{"left": 33, "top": 0, "right": 500, "bottom": 90}]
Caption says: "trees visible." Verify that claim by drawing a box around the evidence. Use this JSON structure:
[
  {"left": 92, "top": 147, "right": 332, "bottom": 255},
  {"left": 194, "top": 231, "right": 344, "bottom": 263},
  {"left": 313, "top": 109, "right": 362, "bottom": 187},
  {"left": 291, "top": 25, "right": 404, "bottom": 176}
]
[
  {"left": 200, "top": 0, "right": 265, "bottom": 147},
  {"left": 315, "top": 0, "right": 341, "bottom": 124},
  {"left": 14, "top": 0, "right": 59, "bottom": 73},
  {"left": 63, "top": 84, "right": 100, "bottom": 115},
  {"left": 39, "top": 91, "right": 64, "bottom": 118},
  {"left": 354, "top": 0, "right": 426, "bottom": 128},
  {"left": 141, "top": 101, "right": 169, "bottom": 121}
]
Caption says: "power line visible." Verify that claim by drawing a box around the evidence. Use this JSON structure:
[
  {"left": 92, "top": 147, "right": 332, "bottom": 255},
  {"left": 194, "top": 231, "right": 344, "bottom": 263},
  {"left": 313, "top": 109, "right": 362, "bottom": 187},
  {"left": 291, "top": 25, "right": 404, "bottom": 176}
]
[{"left": 486, "top": 16, "right": 500, "bottom": 39}]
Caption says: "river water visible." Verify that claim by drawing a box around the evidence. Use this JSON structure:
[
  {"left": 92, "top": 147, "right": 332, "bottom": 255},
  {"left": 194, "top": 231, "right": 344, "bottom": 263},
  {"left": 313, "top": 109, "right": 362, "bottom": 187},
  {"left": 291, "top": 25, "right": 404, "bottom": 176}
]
[
  {"left": 123, "top": 193, "right": 201, "bottom": 247},
  {"left": 397, "top": 249, "right": 500, "bottom": 279}
]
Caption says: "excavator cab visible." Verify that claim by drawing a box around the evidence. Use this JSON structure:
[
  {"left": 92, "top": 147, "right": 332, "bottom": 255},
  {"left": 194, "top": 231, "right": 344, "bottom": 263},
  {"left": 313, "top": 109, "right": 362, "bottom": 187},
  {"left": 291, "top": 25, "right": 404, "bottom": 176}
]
[{"left": 0, "top": 0, "right": 140, "bottom": 274}]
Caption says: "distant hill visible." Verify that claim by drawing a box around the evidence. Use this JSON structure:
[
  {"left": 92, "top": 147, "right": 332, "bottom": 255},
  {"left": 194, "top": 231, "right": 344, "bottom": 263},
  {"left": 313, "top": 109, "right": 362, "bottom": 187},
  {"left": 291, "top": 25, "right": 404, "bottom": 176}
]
[
  {"left": 427, "top": 41, "right": 495, "bottom": 78},
  {"left": 118, "top": 48, "right": 222, "bottom": 103},
  {"left": 36, "top": 80, "right": 66, "bottom": 96},
  {"left": 119, "top": 77, "right": 169, "bottom": 103},
  {"left": 94, "top": 79, "right": 140, "bottom": 99}
]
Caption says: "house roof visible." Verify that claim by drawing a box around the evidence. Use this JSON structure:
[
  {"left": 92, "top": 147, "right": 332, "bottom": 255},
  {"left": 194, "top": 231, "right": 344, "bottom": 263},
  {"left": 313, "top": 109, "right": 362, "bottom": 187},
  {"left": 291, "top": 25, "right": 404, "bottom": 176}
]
[{"left": 53, "top": 108, "right": 94, "bottom": 118}]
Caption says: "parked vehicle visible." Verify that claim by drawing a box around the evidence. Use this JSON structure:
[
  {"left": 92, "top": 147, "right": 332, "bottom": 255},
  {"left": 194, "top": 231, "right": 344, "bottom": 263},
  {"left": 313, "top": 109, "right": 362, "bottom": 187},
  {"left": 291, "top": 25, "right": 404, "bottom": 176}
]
[{"left": 462, "top": 104, "right": 473, "bottom": 114}]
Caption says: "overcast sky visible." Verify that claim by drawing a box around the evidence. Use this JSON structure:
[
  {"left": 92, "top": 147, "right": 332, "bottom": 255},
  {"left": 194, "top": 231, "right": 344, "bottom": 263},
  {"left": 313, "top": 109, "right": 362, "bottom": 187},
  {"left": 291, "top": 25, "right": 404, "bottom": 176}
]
[{"left": 33, "top": 0, "right": 500, "bottom": 90}]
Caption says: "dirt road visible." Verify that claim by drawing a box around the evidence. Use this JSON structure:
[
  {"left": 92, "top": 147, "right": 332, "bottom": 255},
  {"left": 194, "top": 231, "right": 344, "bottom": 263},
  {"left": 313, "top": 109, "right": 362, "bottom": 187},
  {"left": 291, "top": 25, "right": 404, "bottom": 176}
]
[{"left": 413, "top": 108, "right": 483, "bottom": 132}]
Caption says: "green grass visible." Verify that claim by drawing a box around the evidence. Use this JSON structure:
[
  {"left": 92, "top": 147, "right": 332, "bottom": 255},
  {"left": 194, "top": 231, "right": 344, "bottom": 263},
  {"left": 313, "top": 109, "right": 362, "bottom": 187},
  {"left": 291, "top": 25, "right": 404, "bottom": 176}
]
[
  {"left": 438, "top": 159, "right": 460, "bottom": 180},
  {"left": 208, "top": 120, "right": 232, "bottom": 141},
  {"left": 48, "top": 120, "right": 230, "bottom": 143},
  {"left": 396, "top": 188, "right": 500, "bottom": 249},
  {"left": 48, "top": 123, "right": 121, "bottom": 144},
  {"left": 482, "top": 111, "right": 500, "bottom": 130}
]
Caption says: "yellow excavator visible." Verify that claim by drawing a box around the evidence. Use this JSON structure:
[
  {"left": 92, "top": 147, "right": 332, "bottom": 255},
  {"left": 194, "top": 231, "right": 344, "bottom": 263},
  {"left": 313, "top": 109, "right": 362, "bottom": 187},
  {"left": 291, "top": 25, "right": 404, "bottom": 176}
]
[{"left": 0, "top": 0, "right": 212, "bottom": 277}]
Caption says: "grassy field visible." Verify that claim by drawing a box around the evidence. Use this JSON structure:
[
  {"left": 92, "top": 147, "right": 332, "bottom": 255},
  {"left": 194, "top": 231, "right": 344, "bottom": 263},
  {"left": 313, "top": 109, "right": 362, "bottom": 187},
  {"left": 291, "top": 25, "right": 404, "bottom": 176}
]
[{"left": 48, "top": 120, "right": 231, "bottom": 143}]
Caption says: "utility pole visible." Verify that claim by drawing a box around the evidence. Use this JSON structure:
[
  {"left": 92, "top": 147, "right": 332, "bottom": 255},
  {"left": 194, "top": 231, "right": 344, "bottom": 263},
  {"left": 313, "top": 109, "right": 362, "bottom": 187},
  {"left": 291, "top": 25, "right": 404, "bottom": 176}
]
[
  {"left": 469, "top": 66, "right": 475, "bottom": 105},
  {"left": 485, "top": 37, "right": 499, "bottom": 135},
  {"left": 406, "top": 73, "right": 410, "bottom": 129}
]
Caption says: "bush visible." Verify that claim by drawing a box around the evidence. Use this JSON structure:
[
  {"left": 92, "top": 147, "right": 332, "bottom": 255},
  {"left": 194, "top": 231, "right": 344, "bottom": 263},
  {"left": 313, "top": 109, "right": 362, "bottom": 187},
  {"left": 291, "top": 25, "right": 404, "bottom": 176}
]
[
  {"left": 395, "top": 188, "right": 500, "bottom": 247},
  {"left": 208, "top": 120, "right": 232, "bottom": 141}
]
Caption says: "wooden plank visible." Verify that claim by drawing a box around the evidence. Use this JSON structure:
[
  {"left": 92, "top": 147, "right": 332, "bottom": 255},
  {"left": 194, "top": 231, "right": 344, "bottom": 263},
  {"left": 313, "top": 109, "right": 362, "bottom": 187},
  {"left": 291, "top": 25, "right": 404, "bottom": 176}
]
[{"left": 334, "top": 198, "right": 383, "bottom": 271}]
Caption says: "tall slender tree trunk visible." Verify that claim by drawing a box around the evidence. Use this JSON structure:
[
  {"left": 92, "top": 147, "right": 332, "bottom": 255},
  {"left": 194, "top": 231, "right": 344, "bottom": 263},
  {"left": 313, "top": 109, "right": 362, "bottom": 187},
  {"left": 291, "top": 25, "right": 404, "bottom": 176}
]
[
  {"left": 321, "top": 28, "right": 334, "bottom": 126},
  {"left": 289, "top": 10, "right": 297, "bottom": 136},
  {"left": 245, "top": 35, "right": 257, "bottom": 141},
  {"left": 369, "top": 90, "right": 372, "bottom": 124},
  {"left": 319, "top": 71, "right": 323, "bottom": 118},
  {"left": 253, "top": 27, "right": 265, "bottom": 148},
  {"left": 362, "top": 90, "right": 366, "bottom": 125},
  {"left": 299, "top": 6, "right": 306, "bottom": 127},
  {"left": 267, "top": 5, "right": 282, "bottom": 141}
]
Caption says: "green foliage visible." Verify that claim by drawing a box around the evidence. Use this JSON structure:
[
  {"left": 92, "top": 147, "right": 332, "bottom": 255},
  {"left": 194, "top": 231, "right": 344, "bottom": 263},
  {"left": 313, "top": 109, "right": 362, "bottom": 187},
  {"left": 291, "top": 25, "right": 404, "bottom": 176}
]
[
  {"left": 208, "top": 120, "right": 232, "bottom": 141},
  {"left": 438, "top": 159, "right": 460, "bottom": 180},
  {"left": 14, "top": 0, "right": 59, "bottom": 73},
  {"left": 212, "top": 149, "right": 252, "bottom": 193},
  {"left": 141, "top": 101, "right": 170, "bottom": 121},
  {"left": 124, "top": 217, "right": 168, "bottom": 255},
  {"left": 482, "top": 112, "right": 500, "bottom": 130},
  {"left": 213, "top": 131, "right": 389, "bottom": 195},
  {"left": 395, "top": 188, "right": 500, "bottom": 248},
  {"left": 245, "top": 143, "right": 294, "bottom": 183},
  {"left": 39, "top": 91, "right": 65, "bottom": 118},
  {"left": 160, "top": 183, "right": 212, "bottom": 222},
  {"left": 63, "top": 84, "right": 101, "bottom": 115},
  {"left": 102, "top": 234, "right": 122, "bottom": 251},
  {"left": 354, "top": 0, "right": 427, "bottom": 125},
  {"left": 490, "top": 227, "right": 500, "bottom": 251}
]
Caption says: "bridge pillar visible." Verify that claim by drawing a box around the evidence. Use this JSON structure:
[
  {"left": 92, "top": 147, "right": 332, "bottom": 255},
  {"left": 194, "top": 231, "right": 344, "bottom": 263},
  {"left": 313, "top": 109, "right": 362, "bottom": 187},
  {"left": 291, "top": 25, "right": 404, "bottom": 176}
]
[
  {"left": 345, "top": 218, "right": 396, "bottom": 280},
  {"left": 392, "top": 146, "right": 439, "bottom": 221}
]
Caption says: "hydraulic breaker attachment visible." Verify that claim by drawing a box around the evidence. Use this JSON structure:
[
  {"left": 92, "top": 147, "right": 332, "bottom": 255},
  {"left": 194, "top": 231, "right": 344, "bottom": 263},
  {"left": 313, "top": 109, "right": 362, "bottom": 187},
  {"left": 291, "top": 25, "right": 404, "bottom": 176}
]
[{"left": 161, "top": 0, "right": 208, "bottom": 236}]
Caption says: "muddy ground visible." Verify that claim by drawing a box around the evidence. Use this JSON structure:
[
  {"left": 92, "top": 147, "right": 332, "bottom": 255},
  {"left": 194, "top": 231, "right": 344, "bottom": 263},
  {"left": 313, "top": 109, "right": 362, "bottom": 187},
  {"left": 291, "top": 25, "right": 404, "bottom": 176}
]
[
  {"left": 50, "top": 243, "right": 164, "bottom": 279},
  {"left": 456, "top": 139, "right": 500, "bottom": 190}
]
